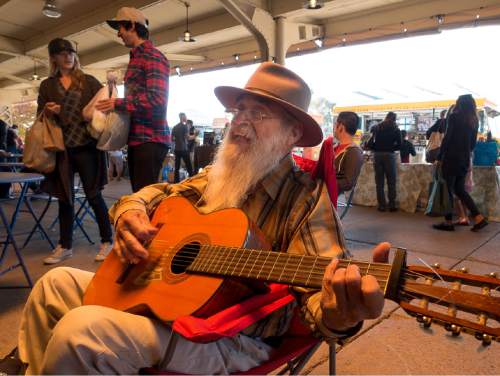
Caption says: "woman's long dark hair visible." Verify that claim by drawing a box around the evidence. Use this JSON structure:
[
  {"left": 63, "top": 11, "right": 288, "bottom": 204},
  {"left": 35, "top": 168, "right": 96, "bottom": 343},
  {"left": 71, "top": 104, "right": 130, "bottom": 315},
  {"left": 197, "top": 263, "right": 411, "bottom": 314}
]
[
  {"left": 454, "top": 94, "right": 478, "bottom": 128},
  {"left": 379, "top": 111, "right": 397, "bottom": 130}
]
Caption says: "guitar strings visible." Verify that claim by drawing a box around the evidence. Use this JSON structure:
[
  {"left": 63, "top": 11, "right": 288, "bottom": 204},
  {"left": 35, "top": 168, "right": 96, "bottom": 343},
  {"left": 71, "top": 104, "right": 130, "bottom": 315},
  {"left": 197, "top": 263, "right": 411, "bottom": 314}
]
[
  {"left": 134, "top": 243, "right": 391, "bottom": 287},
  {"left": 124, "top": 244, "right": 499, "bottom": 311},
  {"left": 134, "top": 242, "right": 497, "bottom": 297},
  {"left": 148, "top": 241, "right": 392, "bottom": 271},
  {"left": 146, "top": 241, "right": 500, "bottom": 289},
  {"left": 185, "top": 252, "right": 391, "bottom": 287},
  {"left": 149, "top": 242, "right": 393, "bottom": 276},
  {"left": 148, "top": 242, "right": 393, "bottom": 274}
]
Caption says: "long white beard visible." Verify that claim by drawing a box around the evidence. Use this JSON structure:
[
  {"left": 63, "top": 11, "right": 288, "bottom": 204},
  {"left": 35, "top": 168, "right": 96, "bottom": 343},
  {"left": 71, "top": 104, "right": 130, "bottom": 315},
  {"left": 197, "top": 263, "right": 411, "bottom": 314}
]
[{"left": 203, "top": 125, "right": 292, "bottom": 213}]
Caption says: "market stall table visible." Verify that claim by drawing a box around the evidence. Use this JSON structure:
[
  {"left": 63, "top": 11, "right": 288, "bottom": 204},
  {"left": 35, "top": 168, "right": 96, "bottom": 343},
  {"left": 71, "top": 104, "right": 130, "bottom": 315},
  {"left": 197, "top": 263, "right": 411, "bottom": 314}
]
[
  {"left": 352, "top": 163, "right": 500, "bottom": 221},
  {"left": 0, "top": 172, "right": 45, "bottom": 288}
]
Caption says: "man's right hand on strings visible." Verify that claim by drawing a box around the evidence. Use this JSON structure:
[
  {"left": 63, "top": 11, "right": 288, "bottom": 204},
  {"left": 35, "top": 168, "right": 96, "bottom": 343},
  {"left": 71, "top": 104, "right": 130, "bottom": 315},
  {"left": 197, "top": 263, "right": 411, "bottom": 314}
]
[{"left": 113, "top": 210, "right": 158, "bottom": 264}]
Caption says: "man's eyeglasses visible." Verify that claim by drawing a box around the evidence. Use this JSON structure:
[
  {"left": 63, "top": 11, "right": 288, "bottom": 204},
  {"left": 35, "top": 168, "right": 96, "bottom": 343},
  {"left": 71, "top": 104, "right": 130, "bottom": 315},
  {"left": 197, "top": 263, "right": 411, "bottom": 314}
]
[{"left": 225, "top": 108, "right": 275, "bottom": 123}]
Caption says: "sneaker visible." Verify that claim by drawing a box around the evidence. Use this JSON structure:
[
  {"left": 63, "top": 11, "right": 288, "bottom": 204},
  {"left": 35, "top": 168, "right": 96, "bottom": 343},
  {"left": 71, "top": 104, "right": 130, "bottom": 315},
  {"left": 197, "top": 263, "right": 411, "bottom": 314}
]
[
  {"left": 95, "top": 242, "right": 113, "bottom": 261},
  {"left": 43, "top": 245, "right": 73, "bottom": 265}
]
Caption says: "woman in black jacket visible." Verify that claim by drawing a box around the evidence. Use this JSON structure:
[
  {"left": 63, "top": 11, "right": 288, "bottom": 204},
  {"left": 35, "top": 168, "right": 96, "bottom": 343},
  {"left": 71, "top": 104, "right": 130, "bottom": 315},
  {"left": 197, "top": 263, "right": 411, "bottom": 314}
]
[
  {"left": 433, "top": 94, "right": 487, "bottom": 231},
  {"left": 37, "top": 38, "right": 113, "bottom": 264},
  {"left": 370, "top": 112, "right": 402, "bottom": 211}
]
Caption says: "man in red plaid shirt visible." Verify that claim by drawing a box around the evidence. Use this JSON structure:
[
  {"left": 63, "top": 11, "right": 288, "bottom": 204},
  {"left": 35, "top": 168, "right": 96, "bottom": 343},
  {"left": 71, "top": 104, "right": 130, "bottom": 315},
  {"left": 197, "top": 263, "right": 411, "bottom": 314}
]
[{"left": 97, "top": 7, "right": 171, "bottom": 192}]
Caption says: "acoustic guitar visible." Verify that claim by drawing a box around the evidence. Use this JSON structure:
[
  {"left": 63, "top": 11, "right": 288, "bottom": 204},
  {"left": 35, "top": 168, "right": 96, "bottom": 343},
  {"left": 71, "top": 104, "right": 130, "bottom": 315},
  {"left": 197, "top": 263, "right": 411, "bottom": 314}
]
[{"left": 84, "top": 196, "right": 500, "bottom": 345}]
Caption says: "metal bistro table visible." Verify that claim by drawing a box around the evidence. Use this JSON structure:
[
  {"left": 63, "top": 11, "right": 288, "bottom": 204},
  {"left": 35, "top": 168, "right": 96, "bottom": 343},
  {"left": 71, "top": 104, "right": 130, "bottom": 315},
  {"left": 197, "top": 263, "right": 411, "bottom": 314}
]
[
  {"left": 0, "top": 172, "right": 45, "bottom": 288},
  {"left": 0, "top": 162, "right": 25, "bottom": 172}
]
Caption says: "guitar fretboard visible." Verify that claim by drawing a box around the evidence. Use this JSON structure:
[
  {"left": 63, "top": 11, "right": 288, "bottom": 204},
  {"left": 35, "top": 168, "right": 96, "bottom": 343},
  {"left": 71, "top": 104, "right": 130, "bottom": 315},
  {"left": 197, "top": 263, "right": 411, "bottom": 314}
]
[{"left": 187, "top": 244, "right": 392, "bottom": 289}]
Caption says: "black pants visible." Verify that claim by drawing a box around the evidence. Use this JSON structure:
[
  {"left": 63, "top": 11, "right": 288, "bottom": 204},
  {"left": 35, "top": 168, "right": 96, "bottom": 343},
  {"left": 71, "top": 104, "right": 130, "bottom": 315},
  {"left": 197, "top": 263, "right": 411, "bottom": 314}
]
[
  {"left": 374, "top": 152, "right": 397, "bottom": 209},
  {"left": 128, "top": 142, "right": 168, "bottom": 192},
  {"left": 443, "top": 173, "right": 480, "bottom": 221},
  {"left": 174, "top": 150, "right": 193, "bottom": 183},
  {"left": 59, "top": 146, "right": 113, "bottom": 249}
]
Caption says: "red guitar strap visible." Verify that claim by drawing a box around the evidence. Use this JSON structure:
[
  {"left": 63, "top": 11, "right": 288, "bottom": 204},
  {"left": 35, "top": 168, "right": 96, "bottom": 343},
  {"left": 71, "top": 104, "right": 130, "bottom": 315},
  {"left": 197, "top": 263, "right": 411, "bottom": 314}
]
[
  {"left": 172, "top": 284, "right": 296, "bottom": 343},
  {"left": 292, "top": 137, "right": 338, "bottom": 208}
]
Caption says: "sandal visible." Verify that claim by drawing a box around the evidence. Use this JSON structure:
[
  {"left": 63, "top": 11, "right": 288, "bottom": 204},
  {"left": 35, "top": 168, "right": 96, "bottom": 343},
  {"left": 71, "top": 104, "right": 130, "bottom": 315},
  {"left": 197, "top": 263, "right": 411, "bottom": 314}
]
[{"left": 453, "top": 220, "right": 469, "bottom": 226}]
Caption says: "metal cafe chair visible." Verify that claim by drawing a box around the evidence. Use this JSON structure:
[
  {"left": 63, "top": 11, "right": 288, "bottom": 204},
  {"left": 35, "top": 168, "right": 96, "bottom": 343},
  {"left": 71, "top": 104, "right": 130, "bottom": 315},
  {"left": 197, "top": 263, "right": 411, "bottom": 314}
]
[{"left": 337, "top": 182, "right": 357, "bottom": 220}]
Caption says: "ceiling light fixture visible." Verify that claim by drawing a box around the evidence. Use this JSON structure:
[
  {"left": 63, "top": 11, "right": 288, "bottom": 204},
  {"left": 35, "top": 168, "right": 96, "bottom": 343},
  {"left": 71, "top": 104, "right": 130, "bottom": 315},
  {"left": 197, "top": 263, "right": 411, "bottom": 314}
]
[
  {"left": 303, "top": 0, "right": 323, "bottom": 10},
  {"left": 31, "top": 61, "right": 40, "bottom": 81},
  {"left": 181, "top": 2, "right": 195, "bottom": 42},
  {"left": 342, "top": 34, "right": 347, "bottom": 44},
  {"left": 436, "top": 14, "right": 445, "bottom": 24},
  {"left": 174, "top": 66, "right": 181, "bottom": 76},
  {"left": 42, "top": 0, "right": 62, "bottom": 18},
  {"left": 401, "top": 22, "right": 407, "bottom": 33},
  {"left": 233, "top": 53, "right": 240, "bottom": 61},
  {"left": 313, "top": 37, "right": 324, "bottom": 48}
]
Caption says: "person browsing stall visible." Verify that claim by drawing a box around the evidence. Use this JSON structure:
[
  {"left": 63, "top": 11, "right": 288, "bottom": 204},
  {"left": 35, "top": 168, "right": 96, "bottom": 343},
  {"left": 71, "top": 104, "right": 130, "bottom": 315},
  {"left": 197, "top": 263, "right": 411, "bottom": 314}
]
[{"left": 369, "top": 112, "right": 402, "bottom": 212}]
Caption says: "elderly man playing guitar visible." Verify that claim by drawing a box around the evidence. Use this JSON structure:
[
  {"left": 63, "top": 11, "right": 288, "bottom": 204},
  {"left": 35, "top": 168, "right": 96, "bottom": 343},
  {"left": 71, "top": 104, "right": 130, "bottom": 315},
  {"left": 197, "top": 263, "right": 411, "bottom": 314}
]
[{"left": 15, "top": 63, "right": 390, "bottom": 374}]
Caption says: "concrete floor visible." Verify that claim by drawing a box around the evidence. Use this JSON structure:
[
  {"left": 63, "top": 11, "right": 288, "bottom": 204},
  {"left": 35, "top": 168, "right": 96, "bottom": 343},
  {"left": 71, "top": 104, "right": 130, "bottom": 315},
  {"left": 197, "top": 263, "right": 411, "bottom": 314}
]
[{"left": 1, "top": 178, "right": 499, "bottom": 374}]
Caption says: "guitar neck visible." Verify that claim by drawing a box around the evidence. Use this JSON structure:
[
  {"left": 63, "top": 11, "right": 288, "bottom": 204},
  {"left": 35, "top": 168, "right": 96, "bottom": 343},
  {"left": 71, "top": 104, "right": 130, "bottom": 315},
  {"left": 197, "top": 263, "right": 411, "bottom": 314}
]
[{"left": 187, "top": 244, "right": 393, "bottom": 291}]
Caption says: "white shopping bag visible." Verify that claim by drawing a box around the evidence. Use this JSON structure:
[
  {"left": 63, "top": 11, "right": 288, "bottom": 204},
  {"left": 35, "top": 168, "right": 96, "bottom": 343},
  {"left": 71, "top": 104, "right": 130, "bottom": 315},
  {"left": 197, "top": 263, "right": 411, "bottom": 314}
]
[
  {"left": 83, "top": 73, "right": 130, "bottom": 151},
  {"left": 83, "top": 85, "right": 119, "bottom": 139}
]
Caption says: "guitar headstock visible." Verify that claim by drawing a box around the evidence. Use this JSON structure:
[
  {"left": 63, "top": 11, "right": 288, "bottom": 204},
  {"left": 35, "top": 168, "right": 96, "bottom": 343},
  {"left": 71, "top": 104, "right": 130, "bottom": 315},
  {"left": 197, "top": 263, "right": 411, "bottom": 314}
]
[{"left": 397, "top": 264, "right": 500, "bottom": 346}]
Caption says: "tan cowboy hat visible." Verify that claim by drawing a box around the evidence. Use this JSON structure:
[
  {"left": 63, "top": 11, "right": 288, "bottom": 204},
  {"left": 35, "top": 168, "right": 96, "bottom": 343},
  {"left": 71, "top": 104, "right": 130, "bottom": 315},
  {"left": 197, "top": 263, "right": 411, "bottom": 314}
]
[{"left": 214, "top": 62, "right": 323, "bottom": 147}]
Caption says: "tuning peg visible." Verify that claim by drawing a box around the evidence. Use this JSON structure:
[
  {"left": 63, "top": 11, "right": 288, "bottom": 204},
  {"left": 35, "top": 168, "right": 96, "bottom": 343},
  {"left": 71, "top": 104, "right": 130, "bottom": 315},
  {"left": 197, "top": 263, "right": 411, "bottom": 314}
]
[
  {"left": 445, "top": 324, "right": 461, "bottom": 336},
  {"left": 475, "top": 332, "right": 492, "bottom": 346},
  {"left": 488, "top": 272, "right": 498, "bottom": 279},
  {"left": 417, "top": 315, "right": 432, "bottom": 328},
  {"left": 432, "top": 263, "right": 441, "bottom": 269},
  {"left": 458, "top": 267, "right": 469, "bottom": 273}
]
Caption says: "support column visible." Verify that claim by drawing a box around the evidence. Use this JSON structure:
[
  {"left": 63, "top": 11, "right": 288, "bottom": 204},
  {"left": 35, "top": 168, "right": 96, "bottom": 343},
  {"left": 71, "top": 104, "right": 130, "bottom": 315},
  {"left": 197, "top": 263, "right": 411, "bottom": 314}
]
[
  {"left": 275, "top": 17, "right": 287, "bottom": 65},
  {"left": 218, "top": 0, "right": 322, "bottom": 66}
]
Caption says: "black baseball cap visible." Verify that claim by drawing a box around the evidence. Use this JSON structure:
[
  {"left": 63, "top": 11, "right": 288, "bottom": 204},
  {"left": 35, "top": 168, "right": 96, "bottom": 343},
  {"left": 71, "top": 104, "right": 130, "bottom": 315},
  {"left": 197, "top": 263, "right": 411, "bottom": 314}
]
[{"left": 48, "top": 38, "right": 76, "bottom": 55}]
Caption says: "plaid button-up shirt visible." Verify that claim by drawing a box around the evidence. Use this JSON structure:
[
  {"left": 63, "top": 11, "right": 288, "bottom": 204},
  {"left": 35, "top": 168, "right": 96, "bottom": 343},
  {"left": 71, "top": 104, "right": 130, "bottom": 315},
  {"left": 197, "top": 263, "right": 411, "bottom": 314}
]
[
  {"left": 115, "top": 40, "right": 171, "bottom": 146},
  {"left": 110, "top": 156, "right": 349, "bottom": 340}
]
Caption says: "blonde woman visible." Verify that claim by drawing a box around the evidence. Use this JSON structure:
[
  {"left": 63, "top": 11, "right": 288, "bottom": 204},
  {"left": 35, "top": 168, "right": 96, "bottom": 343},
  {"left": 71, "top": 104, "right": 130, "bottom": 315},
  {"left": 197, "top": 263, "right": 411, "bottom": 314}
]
[{"left": 37, "top": 38, "right": 113, "bottom": 264}]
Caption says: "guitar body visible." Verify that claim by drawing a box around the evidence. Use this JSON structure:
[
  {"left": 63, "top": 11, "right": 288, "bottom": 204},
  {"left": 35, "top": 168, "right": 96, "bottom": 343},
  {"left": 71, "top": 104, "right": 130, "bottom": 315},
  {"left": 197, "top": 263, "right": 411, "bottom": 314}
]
[{"left": 83, "top": 196, "right": 271, "bottom": 322}]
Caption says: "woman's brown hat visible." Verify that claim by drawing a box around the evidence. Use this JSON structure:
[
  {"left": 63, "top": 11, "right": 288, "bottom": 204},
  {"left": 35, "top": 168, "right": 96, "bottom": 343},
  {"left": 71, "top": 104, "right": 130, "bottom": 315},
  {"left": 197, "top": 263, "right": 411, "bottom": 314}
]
[
  {"left": 214, "top": 62, "right": 323, "bottom": 147},
  {"left": 48, "top": 38, "right": 76, "bottom": 56}
]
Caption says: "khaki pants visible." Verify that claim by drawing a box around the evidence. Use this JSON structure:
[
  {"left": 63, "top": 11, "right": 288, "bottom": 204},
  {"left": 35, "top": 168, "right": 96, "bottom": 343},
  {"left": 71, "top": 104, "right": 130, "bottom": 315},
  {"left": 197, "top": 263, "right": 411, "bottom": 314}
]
[{"left": 18, "top": 267, "right": 272, "bottom": 374}]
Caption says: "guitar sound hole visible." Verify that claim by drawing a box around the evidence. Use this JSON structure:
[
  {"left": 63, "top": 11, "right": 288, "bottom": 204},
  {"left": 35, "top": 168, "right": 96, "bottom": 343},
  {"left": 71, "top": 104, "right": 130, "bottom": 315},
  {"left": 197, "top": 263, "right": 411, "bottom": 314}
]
[{"left": 171, "top": 242, "right": 200, "bottom": 274}]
